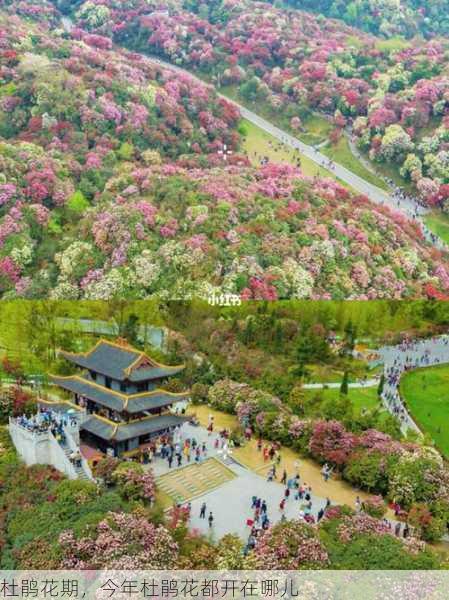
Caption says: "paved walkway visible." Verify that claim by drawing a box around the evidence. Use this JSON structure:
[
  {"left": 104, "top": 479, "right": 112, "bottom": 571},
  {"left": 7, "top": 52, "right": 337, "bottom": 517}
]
[
  {"left": 303, "top": 378, "right": 378, "bottom": 389},
  {"left": 150, "top": 422, "right": 225, "bottom": 476},
  {"left": 378, "top": 335, "right": 449, "bottom": 433}
]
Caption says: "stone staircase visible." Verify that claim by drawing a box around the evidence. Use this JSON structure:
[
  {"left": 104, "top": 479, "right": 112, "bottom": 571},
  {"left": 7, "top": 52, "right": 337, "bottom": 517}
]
[{"left": 61, "top": 445, "right": 90, "bottom": 480}]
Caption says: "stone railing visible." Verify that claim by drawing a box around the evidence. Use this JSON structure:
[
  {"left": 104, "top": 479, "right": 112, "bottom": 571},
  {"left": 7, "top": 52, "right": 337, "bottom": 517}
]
[
  {"left": 8, "top": 416, "right": 93, "bottom": 480},
  {"left": 8, "top": 417, "right": 78, "bottom": 479}
]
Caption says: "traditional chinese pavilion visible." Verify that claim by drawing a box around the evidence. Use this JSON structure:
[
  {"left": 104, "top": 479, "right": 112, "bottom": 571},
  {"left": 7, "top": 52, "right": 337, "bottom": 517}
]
[{"left": 50, "top": 339, "right": 189, "bottom": 456}]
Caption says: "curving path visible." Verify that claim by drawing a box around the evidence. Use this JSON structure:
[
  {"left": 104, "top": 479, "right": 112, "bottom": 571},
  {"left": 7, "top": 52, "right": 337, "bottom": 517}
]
[
  {"left": 148, "top": 57, "right": 447, "bottom": 251},
  {"left": 378, "top": 335, "right": 449, "bottom": 433}
]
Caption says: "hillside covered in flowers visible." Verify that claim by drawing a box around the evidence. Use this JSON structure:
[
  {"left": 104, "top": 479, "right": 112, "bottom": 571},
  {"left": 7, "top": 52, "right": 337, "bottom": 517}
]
[
  {"left": 48, "top": 0, "right": 449, "bottom": 212},
  {"left": 276, "top": 0, "right": 449, "bottom": 40},
  {"left": 2, "top": 1, "right": 449, "bottom": 299}
]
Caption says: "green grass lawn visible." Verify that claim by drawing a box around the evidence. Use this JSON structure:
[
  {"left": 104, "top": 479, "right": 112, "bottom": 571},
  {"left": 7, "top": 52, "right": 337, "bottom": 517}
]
[
  {"left": 424, "top": 211, "right": 449, "bottom": 246},
  {"left": 299, "top": 114, "right": 333, "bottom": 146},
  {"left": 400, "top": 364, "right": 449, "bottom": 457},
  {"left": 375, "top": 37, "right": 412, "bottom": 54},
  {"left": 304, "top": 385, "right": 380, "bottom": 415},
  {"left": 356, "top": 147, "right": 414, "bottom": 194},
  {"left": 240, "top": 118, "right": 330, "bottom": 178}
]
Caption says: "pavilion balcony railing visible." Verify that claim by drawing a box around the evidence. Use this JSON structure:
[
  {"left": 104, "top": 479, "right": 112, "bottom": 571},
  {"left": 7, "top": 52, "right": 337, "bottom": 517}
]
[{"left": 9, "top": 416, "right": 92, "bottom": 480}]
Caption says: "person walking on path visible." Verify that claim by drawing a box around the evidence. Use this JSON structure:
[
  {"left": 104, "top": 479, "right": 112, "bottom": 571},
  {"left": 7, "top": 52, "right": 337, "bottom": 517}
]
[
  {"left": 281, "top": 469, "right": 287, "bottom": 485},
  {"left": 200, "top": 502, "right": 206, "bottom": 519},
  {"left": 208, "top": 512, "right": 214, "bottom": 528},
  {"left": 321, "top": 463, "right": 332, "bottom": 482}
]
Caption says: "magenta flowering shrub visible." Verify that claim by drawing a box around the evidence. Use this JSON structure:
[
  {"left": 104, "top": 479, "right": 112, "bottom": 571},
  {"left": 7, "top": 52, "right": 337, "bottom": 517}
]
[
  {"left": 362, "top": 495, "right": 387, "bottom": 518},
  {"left": 208, "top": 378, "right": 281, "bottom": 416},
  {"left": 58, "top": 512, "right": 178, "bottom": 569},
  {"left": 337, "top": 513, "right": 392, "bottom": 543},
  {"left": 111, "top": 462, "right": 156, "bottom": 503},
  {"left": 358, "top": 428, "right": 404, "bottom": 455}
]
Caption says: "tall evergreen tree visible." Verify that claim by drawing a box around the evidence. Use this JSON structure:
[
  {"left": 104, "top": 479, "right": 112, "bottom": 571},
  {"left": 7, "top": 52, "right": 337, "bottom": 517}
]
[{"left": 340, "top": 370, "right": 349, "bottom": 395}]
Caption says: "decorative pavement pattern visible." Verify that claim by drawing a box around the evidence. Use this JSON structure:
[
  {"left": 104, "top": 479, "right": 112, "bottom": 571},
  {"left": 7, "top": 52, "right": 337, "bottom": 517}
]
[{"left": 156, "top": 457, "right": 236, "bottom": 505}]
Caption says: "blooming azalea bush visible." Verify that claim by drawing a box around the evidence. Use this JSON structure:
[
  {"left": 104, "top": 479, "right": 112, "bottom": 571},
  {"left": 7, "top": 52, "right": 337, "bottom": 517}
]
[
  {"left": 319, "top": 509, "right": 439, "bottom": 569},
  {"left": 308, "top": 419, "right": 357, "bottom": 466},
  {"left": 208, "top": 378, "right": 282, "bottom": 415},
  {"left": 111, "top": 462, "right": 156, "bottom": 503},
  {"left": 243, "top": 510, "right": 440, "bottom": 569},
  {"left": 337, "top": 513, "right": 392, "bottom": 543},
  {"left": 58, "top": 512, "right": 179, "bottom": 569},
  {"left": 0, "top": 385, "right": 36, "bottom": 423},
  {"left": 245, "top": 520, "right": 329, "bottom": 569}
]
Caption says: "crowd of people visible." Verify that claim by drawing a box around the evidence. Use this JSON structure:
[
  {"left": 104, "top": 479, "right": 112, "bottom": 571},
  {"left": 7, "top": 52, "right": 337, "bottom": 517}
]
[
  {"left": 131, "top": 417, "right": 236, "bottom": 470},
  {"left": 381, "top": 336, "right": 449, "bottom": 429},
  {"left": 15, "top": 408, "right": 78, "bottom": 443}
]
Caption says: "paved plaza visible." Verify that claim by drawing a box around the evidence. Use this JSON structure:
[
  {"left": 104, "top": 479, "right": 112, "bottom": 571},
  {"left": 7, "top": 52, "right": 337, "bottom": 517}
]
[
  {"left": 187, "top": 461, "right": 331, "bottom": 541},
  {"left": 149, "top": 421, "right": 335, "bottom": 540}
]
